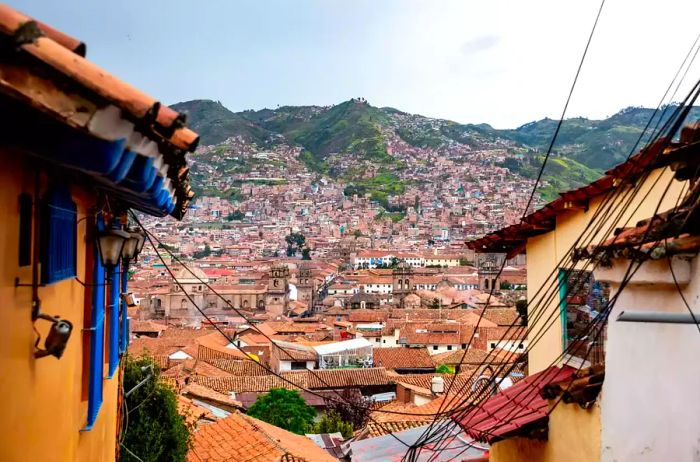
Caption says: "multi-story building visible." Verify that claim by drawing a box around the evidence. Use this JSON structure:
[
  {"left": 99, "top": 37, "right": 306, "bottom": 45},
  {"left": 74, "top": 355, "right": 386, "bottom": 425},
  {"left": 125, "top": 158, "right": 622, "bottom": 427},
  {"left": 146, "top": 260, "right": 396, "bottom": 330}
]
[{"left": 0, "top": 7, "right": 197, "bottom": 460}]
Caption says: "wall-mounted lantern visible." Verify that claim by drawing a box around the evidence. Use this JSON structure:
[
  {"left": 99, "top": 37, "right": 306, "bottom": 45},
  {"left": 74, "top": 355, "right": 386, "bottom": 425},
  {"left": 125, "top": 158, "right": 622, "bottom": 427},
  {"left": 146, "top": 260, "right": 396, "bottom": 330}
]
[
  {"left": 96, "top": 228, "right": 131, "bottom": 268},
  {"left": 122, "top": 228, "right": 146, "bottom": 263}
]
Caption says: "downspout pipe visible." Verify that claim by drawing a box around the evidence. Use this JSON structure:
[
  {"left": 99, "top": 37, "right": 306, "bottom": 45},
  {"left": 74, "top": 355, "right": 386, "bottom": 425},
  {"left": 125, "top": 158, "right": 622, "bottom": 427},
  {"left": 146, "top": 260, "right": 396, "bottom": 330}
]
[{"left": 617, "top": 310, "right": 700, "bottom": 324}]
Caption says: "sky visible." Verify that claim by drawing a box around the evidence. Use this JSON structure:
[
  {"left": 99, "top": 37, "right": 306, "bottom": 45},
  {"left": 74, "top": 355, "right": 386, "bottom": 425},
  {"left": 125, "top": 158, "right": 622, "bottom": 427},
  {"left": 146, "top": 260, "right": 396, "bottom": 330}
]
[{"left": 16, "top": 0, "right": 700, "bottom": 128}]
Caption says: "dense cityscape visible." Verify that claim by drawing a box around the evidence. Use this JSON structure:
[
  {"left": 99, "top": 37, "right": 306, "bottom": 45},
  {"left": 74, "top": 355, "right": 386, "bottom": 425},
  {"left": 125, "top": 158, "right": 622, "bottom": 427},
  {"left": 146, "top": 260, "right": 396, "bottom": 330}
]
[{"left": 2, "top": 2, "right": 699, "bottom": 462}]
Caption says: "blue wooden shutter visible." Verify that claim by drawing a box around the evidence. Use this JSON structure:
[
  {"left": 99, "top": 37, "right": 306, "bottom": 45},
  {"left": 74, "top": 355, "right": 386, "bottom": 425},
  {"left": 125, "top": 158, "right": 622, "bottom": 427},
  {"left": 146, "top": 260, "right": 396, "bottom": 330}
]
[
  {"left": 86, "top": 216, "right": 106, "bottom": 430},
  {"left": 41, "top": 186, "right": 77, "bottom": 284}
]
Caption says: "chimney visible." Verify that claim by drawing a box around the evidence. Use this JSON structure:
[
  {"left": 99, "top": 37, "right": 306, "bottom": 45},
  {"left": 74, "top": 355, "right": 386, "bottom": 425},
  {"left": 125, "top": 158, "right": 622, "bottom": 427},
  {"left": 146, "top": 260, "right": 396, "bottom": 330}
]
[{"left": 431, "top": 376, "right": 445, "bottom": 394}]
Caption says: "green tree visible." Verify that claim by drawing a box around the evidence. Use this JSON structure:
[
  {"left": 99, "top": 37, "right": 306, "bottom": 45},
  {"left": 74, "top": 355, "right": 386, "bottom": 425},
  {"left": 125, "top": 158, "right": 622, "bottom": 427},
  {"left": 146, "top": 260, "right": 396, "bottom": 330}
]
[
  {"left": 285, "top": 232, "right": 307, "bottom": 257},
  {"left": 247, "top": 388, "right": 316, "bottom": 435},
  {"left": 431, "top": 298, "right": 440, "bottom": 309},
  {"left": 311, "top": 411, "right": 353, "bottom": 438},
  {"left": 119, "top": 356, "right": 190, "bottom": 462},
  {"left": 301, "top": 248, "right": 312, "bottom": 260},
  {"left": 322, "top": 389, "right": 371, "bottom": 430},
  {"left": 436, "top": 364, "right": 455, "bottom": 374},
  {"left": 516, "top": 298, "right": 528, "bottom": 326},
  {"left": 225, "top": 210, "right": 245, "bottom": 221},
  {"left": 192, "top": 243, "right": 212, "bottom": 259}
]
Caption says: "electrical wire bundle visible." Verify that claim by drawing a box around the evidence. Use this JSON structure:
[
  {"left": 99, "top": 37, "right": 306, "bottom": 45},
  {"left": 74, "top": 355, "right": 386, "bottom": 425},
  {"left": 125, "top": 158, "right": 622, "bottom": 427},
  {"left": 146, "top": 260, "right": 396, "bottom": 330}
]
[
  {"left": 401, "top": 34, "right": 700, "bottom": 462},
  {"left": 131, "top": 212, "right": 448, "bottom": 447}
]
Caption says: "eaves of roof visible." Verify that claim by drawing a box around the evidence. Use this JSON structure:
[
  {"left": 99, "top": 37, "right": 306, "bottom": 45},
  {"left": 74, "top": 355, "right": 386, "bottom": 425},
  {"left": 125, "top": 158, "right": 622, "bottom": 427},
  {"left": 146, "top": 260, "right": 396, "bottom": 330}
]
[{"left": 0, "top": 5, "right": 198, "bottom": 219}]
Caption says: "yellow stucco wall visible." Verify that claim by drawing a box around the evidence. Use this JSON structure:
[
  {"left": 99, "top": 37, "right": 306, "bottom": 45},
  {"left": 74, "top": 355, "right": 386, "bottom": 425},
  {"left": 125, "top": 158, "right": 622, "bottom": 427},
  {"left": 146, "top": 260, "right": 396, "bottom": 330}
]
[
  {"left": 0, "top": 153, "right": 119, "bottom": 461},
  {"left": 489, "top": 401, "right": 601, "bottom": 462},
  {"left": 526, "top": 167, "right": 686, "bottom": 373}
]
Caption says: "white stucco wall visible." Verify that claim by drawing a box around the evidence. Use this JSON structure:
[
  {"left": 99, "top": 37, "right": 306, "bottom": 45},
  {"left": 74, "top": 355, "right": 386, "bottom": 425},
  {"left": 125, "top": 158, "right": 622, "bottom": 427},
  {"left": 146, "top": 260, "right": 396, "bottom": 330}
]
[
  {"left": 595, "top": 255, "right": 700, "bottom": 462},
  {"left": 490, "top": 339, "right": 528, "bottom": 353},
  {"left": 425, "top": 344, "right": 459, "bottom": 355},
  {"left": 278, "top": 360, "right": 316, "bottom": 372}
]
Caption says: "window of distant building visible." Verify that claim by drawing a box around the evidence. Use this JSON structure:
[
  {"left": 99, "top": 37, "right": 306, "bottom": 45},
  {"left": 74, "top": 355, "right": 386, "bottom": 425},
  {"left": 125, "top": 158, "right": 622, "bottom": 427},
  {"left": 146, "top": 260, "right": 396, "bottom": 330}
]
[
  {"left": 461, "top": 343, "right": 467, "bottom": 349},
  {"left": 290, "top": 361, "right": 307, "bottom": 370},
  {"left": 433, "top": 345, "right": 438, "bottom": 351},
  {"left": 447, "top": 345, "right": 453, "bottom": 351},
  {"left": 490, "top": 342, "right": 496, "bottom": 349}
]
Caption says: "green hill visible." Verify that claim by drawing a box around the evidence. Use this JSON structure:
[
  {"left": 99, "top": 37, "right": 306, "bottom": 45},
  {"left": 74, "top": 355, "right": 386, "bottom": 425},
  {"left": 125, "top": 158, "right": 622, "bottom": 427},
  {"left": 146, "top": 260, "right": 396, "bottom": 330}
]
[
  {"left": 173, "top": 99, "right": 700, "bottom": 198},
  {"left": 503, "top": 105, "right": 700, "bottom": 169},
  {"left": 171, "top": 100, "right": 274, "bottom": 146}
]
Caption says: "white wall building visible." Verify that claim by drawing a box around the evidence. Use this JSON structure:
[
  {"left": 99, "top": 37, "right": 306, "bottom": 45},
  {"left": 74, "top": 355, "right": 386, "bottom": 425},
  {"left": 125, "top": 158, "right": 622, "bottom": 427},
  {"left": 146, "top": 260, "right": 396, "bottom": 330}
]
[{"left": 596, "top": 255, "right": 700, "bottom": 462}]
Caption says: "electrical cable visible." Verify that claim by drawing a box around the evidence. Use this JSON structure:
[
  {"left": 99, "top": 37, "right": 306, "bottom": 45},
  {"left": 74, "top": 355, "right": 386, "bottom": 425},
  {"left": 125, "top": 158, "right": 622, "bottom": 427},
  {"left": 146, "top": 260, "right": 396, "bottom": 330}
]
[
  {"left": 436, "top": 255, "right": 648, "bottom": 462},
  {"left": 120, "top": 443, "right": 145, "bottom": 462},
  {"left": 409, "top": 71, "right": 700, "bottom": 460},
  {"left": 131, "top": 213, "right": 419, "bottom": 447},
  {"left": 427, "top": 99, "right": 700, "bottom": 458},
  {"left": 424, "top": 67, "right": 700, "bottom": 434},
  {"left": 424, "top": 137, "right": 690, "bottom": 457},
  {"left": 666, "top": 240, "right": 700, "bottom": 335},
  {"left": 404, "top": 3, "right": 609, "bottom": 457}
]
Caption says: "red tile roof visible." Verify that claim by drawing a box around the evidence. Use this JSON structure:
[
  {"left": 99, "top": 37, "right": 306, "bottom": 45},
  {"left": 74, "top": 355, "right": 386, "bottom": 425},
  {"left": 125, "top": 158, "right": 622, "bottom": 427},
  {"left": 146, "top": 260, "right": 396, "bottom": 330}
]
[
  {"left": 188, "top": 411, "right": 336, "bottom": 462},
  {"left": 192, "top": 367, "right": 393, "bottom": 393},
  {"left": 453, "top": 366, "right": 574, "bottom": 443},
  {"left": 0, "top": 5, "right": 199, "bottom": 149},
  {"left": 182, "top": 383, "right": 243, "bottom": 409},
  {"left": 203, "top": 358, "right": 272, "bottom": 376},
  {"left": 373, "top": 347, "right": 435, "bottom": 370}
]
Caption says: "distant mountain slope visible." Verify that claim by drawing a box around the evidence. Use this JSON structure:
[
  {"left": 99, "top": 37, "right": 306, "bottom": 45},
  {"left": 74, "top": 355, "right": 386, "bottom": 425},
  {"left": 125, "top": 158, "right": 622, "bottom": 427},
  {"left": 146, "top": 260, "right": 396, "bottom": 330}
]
[
  {"left": 174, "top": 99, "right": 700, "bottom": 196},
  {"left": 503, "top": 106, "right": 700, "bottom": 169},
  {"left": 171, "top": 100, "right": 274, "bottom": 146}
]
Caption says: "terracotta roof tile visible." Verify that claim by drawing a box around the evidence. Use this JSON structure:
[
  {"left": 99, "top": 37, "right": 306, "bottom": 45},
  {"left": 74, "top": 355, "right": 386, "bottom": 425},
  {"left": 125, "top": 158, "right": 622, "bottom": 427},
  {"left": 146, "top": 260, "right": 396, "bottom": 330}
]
[
  {"left": 454, "top": 366, "right": 574, "bottom": 443},
  {"left": 188, "top": 411, "right": 336, "bottom": 462},
  {"left": 0, "top": 4, "right": 199, "bottom": 151},
  {"left": 203, "top": 358, "right": 272, "bottom": 376},
  {"left": 373, "top": 347, "right": 435, "bottom": 370},
  {"left": 192, "top": 367, "right": 393, "bottom": 393},
  {"left": 182, "top": 383, "right": 243, "bottom": 409}
]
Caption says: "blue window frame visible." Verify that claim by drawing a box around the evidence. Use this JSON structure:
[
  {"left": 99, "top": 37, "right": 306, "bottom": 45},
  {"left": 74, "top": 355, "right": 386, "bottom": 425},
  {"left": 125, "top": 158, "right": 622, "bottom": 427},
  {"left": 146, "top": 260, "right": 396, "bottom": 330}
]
[
  {"left": 557, "top": 269, "right": 568, "bottom": 351},
  {"left": 86, "top": 216, "right": 106, "bottom": 431},
  {"left": 41, "top": 186, "right": 77, "bottom": 284},
  {"left": 120, "top": 264, "right": 129, "bottom": 355},
  {"left": 108, "top": 259, "right": 120, "bottom": 378}
]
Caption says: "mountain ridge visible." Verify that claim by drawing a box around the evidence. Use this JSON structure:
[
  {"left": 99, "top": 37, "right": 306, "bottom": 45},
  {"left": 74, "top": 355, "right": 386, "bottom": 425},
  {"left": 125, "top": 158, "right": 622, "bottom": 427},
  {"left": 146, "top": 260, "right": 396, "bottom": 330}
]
[{"left": 172, "top": 99, "right": 700, "bottom": 201}]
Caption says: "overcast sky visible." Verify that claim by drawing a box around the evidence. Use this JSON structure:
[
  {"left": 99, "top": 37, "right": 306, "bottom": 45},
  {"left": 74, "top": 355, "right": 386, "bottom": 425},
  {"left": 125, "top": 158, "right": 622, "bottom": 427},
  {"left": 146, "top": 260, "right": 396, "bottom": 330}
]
[{"left": 16, "top": 0, "right": 700, "bottom": 128}]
